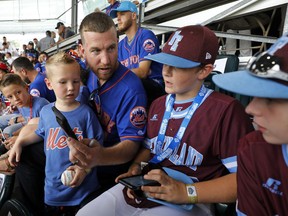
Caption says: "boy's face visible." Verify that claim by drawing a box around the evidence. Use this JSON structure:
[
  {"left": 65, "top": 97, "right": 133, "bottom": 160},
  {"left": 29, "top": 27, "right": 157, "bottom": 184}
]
[
  {"left": 1, "top": 84, "right": 30, "bottom": 108},
  {"left": 246, "top": 98, "right": 288, "bottom": 144},
  {"left": 45, "top": 63, "right": 81, "bottom": 104},
  {"left": 162, "top": 65, "right": 204, "bottom": 100}
]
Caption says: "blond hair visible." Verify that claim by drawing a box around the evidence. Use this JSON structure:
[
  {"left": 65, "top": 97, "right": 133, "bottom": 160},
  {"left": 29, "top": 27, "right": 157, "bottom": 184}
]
[{"left": 45, "top": 51, "right": 80, "bottom": 78}]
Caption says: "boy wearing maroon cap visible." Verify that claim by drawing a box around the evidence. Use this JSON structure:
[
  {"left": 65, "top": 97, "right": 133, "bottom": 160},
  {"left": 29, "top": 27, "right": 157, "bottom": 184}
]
[
  {"left": 77, "top": 25, "right": 254, "bottom": 216},
  {"left": 213, "top": 34, "right": 288, "bottom": 215}
]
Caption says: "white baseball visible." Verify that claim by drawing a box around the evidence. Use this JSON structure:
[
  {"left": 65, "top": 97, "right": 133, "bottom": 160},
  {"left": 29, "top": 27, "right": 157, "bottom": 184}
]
[{"left": 61, "top": 170, "right": 76, "bottom": 186}]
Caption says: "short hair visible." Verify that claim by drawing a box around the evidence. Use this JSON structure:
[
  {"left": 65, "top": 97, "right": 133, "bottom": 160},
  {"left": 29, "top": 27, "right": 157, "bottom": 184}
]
[
  {"left": 12, "top": 57, "right": 34, "bottom": 71},
  {"left": 0, "top": 73, "right": 27, "bottom": 91},
  {"left": 79, "top": 12, "right": 116, "bottom": 44},
  {"left": 46, "top": 30, "right": 51, "bottom": 37},
  {"left": 45, "top": 51, "right": 79, "bottom": 79}
]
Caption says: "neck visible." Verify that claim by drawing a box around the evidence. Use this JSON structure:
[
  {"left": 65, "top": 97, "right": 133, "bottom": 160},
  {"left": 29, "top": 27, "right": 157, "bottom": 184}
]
[
  {"left": 28, "top": 70, "right": 38, "bottom": 82},
  {"left": 55, "top": 100, "right": 79, "bottom": 112},
  {"left": 126, "top": 25, "right": 138, "bottom": 42},
  {"left": 175, "top": 82, "right": 203, "bottom": 101}
]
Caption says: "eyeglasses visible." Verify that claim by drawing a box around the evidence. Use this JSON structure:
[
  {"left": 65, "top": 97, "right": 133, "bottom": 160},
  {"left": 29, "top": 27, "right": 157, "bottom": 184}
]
[
  {"left": 247, "top": 34, "right": 288, "bottom": 82},
  {"left": 89, "top": 88, "right": 102, "bottom": 116}
]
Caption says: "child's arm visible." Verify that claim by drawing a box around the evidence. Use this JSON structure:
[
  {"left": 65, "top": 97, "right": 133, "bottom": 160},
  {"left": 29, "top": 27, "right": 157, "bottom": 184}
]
[{"left": 8, "top": 124, "right": 42, "bottom": 166}]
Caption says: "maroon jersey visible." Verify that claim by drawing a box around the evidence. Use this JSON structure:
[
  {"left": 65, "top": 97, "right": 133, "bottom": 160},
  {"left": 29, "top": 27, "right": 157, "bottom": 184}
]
[
  {"left": 145, "top": 91, "right": 254, "bottom": 182},
  {"left": 237, "top": 131, "right": 288, "bottom": 215}
]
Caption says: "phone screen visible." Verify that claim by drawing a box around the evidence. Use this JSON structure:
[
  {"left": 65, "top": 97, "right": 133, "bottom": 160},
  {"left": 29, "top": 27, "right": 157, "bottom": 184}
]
[{"left": 119, "top": 175, "right": 160, "bottom": 190}]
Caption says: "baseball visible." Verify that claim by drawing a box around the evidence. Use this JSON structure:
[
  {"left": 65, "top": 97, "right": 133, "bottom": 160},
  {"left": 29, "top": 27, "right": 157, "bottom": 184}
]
[{"left": 61, "top": 170, "right": 76, "bottom": 186}]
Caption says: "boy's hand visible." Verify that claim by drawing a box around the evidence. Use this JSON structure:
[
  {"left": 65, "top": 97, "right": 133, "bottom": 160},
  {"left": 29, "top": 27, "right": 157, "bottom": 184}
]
[{"left": 66, "top": 165, "right": 88, "bottom": 188}]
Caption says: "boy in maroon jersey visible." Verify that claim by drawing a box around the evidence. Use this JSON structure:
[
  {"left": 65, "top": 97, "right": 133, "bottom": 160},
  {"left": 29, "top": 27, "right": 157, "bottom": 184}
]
[
  {"left": 75, "top": 25, "right": 254, "bottom": 216},
  {"left": 213, "top": 35, "right": 288, "bottom": 215}
]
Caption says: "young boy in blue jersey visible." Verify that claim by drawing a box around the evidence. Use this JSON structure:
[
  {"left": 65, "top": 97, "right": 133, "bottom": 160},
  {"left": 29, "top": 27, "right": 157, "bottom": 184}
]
[
  {"left": 0, "top": 73, "right": 49, "bottom": 173},
  {"left": 9, "top": 52, "right": 104, "bottom": 215}
]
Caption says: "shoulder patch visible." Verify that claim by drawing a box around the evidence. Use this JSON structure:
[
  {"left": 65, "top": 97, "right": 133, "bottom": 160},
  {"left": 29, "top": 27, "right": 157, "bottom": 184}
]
[
  {"left": 130, "top": 106, "right": 147, "bottom": 128},
  {"left": 143, "top": 39, "right": 156, "bottom": 52},
  {"left": 30, "top": 88, "right": 40, "bottom": 97}
]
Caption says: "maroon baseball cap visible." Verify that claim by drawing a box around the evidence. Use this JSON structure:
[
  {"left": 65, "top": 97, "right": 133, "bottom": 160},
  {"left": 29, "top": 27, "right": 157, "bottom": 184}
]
[{"left": 145, "top": 25, "right": 219, "bottom": 68}]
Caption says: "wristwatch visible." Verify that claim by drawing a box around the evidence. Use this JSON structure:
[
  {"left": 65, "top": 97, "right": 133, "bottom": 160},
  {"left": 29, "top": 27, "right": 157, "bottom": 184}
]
[{"left": 186, "top": 184, "right": 198, "bottom": 203}]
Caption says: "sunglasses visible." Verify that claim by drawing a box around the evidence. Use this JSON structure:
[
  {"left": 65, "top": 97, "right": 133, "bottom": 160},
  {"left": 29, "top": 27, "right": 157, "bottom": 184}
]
[
  {"left": 247, "top": 34, "right": 288, "bottom": 82},
  {"left": 89, "top": 88, "right": 102, "bottom": 116},
  {"left": 248, "top": 52, "right": 288, "bottom": 81}
]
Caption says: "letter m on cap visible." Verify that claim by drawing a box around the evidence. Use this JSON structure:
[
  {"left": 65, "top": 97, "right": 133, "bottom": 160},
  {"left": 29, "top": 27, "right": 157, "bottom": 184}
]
[{"left": 168, "top": 30, "right": 183, "bottom": 52}]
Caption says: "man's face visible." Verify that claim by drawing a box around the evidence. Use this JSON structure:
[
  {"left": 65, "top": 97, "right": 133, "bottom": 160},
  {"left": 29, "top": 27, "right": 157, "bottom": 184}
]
[
  {"left": 58, "top": 25, "right": 65, "bottom": 34},
  {"left": 80, "top": 27, "right": 119, "bottom": 84},
  {"left": 117, "top": 11, "right": 134, "bottom": 33},
  {"left": 11, "top": 66, "right": 30, "bottom": 84}
]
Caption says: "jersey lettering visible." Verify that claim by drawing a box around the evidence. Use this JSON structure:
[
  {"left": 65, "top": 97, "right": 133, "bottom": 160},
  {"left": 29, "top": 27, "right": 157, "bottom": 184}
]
[
  {"left": 168, "top": 30, "right": 183, "bottom": 52},
  {"left": 149, "top": 136, "right": 203, "bottom": 170},
  {"left": 46, "top": 127, "right": 83, "bottom": 150}
]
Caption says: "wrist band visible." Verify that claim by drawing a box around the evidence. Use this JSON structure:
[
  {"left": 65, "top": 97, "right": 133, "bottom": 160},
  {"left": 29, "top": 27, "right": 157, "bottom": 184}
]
[{"left": 186, "top": 184, "right": 198, "bottom": 204}]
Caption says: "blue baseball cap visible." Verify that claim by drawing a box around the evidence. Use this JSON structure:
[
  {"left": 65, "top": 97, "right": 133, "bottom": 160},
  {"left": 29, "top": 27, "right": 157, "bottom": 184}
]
[
  {"left": 213, "top": 34, "right": 288, "bottom": 99},
  {"left": 110, "top": 1, "right": 138, "bottom": 18},
  {"left": 145, "top": 25, "right": 219, "bottom": 68}
]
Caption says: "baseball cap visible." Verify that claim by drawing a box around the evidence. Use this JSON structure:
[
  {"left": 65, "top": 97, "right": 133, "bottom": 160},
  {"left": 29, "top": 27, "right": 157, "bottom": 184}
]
[
  {"left": 28, "top": 41, "right": 34, "bottom": 45},
  {"left": 0, "top": 62, "right": 8, "bottom": 72},
  {"left": 55, "top": 22, "right": 64, "bottom": 29},
  {"left": 110, "top": 1, "right": 138, "bottom": 18},
  {"left": 145, "top": 25, "right": 219, "bottom": 68},
  {"left": 213, "top": 34, "right": 288, "bottom": 99}
]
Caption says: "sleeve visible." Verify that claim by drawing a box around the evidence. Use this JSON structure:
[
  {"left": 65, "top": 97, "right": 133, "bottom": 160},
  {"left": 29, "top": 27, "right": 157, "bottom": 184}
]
[
  {"left": 237, "top": 136, "right": 267, "bottom": 215},
  {"left": 117, "top": 91, "right": 147, "bottom": 142},
  {"left": 35, "top": 109, "right": 45, "bottom": 139},
  {"left": 85, "top": 108, "right": 104, "bottom": 145},
  {"left": 216, "top": 100, "right": 254, "bottom": 173},
  {"left": 138, "top": 30, "right": 160, "bottom": 62}
]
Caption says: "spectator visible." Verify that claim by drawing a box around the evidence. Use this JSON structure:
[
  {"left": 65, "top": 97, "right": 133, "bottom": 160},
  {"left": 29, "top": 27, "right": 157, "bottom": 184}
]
[
  {"left": 111, "top": 1, "right": 165, "bottom": 107},
  {"left": 4, "top": 52, "right": 13, "bottom": 66},
  {"left": 27, "top": 52, "right": 42, "bottom": 74},
  {"left": 27, "top": 41, "right": 39, "bottom": 59},
  {"left": 9, "top": 52, "right": 104, "bottom": 215},
  {"left": 106, "top": 0, "right": 120, "bottom": 16},
  {"left": 11, "top": 57, "right": 56, "bottom": 102},
  {"left": 39, "top": 31, "right": 55, "bottom": 52},
  {"left": 38, "top": 51, "right": 49, "bottom": 74},
  {"left": 55, "top": 22, "right": 75, "bottom": 44},
  {"left": 0, "top": 73, "right": 49, "bottom": 162},
  {"left": 33, "top": 38, "right": 41, "bottom": 52},
  {"left": 76, "top": 25, "right": 254, "bottom": 216},
  {"left": 213, "top": 34, "right": 288, "bottom": 215}
]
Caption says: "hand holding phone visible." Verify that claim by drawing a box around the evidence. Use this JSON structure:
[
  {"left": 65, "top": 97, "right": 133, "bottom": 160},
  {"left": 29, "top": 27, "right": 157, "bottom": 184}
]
[
  {"left": 52, "top": 106, "right": 78, "bottom": 140},
  {"left": 119, "top": 175, "right": 160, "bottom": 191}
]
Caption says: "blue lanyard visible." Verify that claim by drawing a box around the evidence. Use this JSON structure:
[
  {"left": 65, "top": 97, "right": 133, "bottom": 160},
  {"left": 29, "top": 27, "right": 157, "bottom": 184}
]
[{"left": 150, "top": 85, "right": 212, "bottom": 163}]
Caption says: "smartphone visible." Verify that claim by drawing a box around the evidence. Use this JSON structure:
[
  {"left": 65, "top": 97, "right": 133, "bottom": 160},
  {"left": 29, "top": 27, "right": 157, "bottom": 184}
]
[
  {"left": 52, "top": 106, "right": 78, "bottom": 140},
  {"left": 119, "top": 175, "right": 160, "bottom": 191}
]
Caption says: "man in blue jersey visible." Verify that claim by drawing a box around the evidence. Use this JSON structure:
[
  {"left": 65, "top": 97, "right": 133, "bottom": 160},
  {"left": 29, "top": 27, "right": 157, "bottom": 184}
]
[
  {"left": 68, "top": 11, "right": 147, "bottom": 192},
  {"left": 11, "top": 57, "right": 56, "bottom": 102},
  {"left": 110, "top": 1, "right": 165, "bottom": 106}
]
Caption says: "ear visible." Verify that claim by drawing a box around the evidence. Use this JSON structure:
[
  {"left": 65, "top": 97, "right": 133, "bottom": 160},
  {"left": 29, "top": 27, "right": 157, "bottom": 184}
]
[
  {"left": 79, "top": 43, "right": 85, "bottom": 59},
  {"left": 44, "top": 77, "right": 53, "bottom": 90},
  {"left": 197, "top": 64, "right": 214, "bottom": 80}
]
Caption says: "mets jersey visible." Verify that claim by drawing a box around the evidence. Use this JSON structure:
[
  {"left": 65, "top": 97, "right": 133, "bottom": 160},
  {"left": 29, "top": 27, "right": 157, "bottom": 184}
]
[
  {"left": 118, "top": 27, "right": 163, "bottom": 81},
  {"left": 237, "top": 131, "right": 288, "bottom": 216},
  {"left": 35, "top": 103, "right": 104, "bottom": 206},
  {"left": 90, "top": 63, "right": 147, "bottom": 182},
  {"left": 30, "top": 73, "right": 56, "bottom": 102},
  {"left": 145, "top": 92, "right": 254, "bottom": 182}
]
